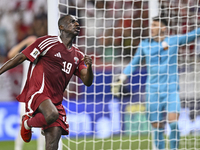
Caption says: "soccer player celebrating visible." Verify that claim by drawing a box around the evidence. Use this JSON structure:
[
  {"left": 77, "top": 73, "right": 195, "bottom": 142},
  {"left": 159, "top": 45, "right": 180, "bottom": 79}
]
[
  {"left": 111, "top": 16, "right": 200, "bottom": 149},
  {"left": 0, "top": 14, "right": 93, "bottom": 150}
]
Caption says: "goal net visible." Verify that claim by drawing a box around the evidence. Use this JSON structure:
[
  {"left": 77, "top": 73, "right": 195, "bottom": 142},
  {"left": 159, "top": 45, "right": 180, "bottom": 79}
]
[{"left": 56, "top": 0, "right": 200, "bottom": 149}]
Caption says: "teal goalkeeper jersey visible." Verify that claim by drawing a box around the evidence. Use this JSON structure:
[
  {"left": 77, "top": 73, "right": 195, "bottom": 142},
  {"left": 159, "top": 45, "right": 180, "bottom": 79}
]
[{"left": 123, "top": 28, "right": 200, "bottom": 93}]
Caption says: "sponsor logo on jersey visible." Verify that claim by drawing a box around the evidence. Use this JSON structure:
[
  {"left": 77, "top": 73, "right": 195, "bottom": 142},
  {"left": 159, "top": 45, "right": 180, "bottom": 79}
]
[
  {"left": 74, "top": 57, "right": 79, "bottom": 64},
  {"left": 30, "top": 48, "right": 40, "bottom": 59},
  {"left": 54, "top": 52, "right": 62, "bottom": 58}
]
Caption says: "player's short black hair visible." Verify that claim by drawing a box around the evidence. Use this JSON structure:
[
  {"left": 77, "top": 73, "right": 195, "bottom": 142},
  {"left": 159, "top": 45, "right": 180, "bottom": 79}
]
[
  {"left": 58, "top": 14, "right": 71, "bottom": 28},
  {"left": 152, "top": 16, "right": 168, "bottom": 26}
]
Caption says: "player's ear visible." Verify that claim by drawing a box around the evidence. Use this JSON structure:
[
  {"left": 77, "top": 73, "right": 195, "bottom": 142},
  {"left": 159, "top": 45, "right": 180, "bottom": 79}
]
[
  {"left": 59, "top": 25, "right": 64, "bottom": 31},
  {"left": 161, "top": 25, "right": 166, "bottom": 32}
]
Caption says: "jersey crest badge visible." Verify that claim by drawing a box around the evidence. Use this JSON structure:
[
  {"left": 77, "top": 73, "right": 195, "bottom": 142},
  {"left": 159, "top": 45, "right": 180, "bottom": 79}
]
[
  {"left": 30, "top": 48, "right": 40, "bottom": 59},
  {"left": 54, "top": 52, "right": 61, "bottom": 58},
  {"left": 74, "top": 57, "right": 79, "bottom": 64},
  {"left": 162, "top": 41, "right": 169, "bottom": 50}
]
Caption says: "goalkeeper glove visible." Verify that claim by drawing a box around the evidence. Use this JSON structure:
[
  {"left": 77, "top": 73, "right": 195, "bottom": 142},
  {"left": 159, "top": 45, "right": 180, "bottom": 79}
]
[{"left": 111, "top": 74, "right": 127, "bottom": 97}]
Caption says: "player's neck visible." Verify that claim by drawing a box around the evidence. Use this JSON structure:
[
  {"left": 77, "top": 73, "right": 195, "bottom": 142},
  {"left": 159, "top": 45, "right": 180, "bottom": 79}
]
[{"left": 60, "top": 35, "right": 74, "bottom": 49}]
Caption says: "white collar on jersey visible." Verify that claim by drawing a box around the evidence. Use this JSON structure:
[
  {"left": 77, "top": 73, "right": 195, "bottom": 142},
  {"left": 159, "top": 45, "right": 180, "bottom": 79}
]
[{"left": 58, "top": 36, "right": 62, "bottom": 43}]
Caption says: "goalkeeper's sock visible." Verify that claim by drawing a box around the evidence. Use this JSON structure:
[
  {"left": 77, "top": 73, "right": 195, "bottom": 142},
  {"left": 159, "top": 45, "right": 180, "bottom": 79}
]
[
  {"left": 153, "top": 127, "right": 165, "bottom": 150},
  {"left": 27, "top": 113, "right": 48, "bottom": 128},
  {"left": 169, "top": 122, "right": 180, "bottom": 150}
]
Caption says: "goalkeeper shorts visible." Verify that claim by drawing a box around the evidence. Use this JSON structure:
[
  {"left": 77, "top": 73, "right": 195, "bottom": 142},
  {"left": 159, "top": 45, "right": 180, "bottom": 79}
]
[{"left": 145, "top": 91, "right": 180, "bottom": 122}]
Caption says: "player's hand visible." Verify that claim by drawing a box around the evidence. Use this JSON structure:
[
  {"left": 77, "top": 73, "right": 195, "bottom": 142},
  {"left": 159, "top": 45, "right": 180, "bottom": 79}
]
[
  {"left": 111, "top": 79, "right": 123, "bottom": 97},
  {"left": 82, "top": 55, "right": 92, "bottom": 67}
]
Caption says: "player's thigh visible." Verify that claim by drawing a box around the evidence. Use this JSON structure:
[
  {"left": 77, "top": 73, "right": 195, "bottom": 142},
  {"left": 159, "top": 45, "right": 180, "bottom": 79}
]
[
  {"left": 38, "top": 99, "right": 58, "bottom": 117},
  {"left": 167, "top": 92, "right": 180, "bottom": 122},
  {"left": 44, "top": 126, "right": 62, "bottom": 150},
  {"left": 146, "top": 93, "right": 162, "bottom": 123}
]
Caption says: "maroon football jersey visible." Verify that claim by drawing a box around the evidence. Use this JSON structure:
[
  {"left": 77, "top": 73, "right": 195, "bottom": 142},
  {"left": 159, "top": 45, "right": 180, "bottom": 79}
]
[{"left": 16, "top": 35, "right": 86, "bottom": 114}]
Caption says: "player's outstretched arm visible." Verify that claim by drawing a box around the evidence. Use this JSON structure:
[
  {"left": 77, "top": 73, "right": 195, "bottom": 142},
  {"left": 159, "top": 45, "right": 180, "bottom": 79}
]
[
  {"left": 80, "top": 55, "right": 94, "bottom": 86},
  {"left": 0, "top": 52, "right": 27, "bottom": 75},
  {"left": 178, "top": 28, "right": 200, "bottom": 45},
  {"left": 8, "top": 36, "right": 37, "bottom": 59},
  {"left": 111, "top": 43, "right": 142, "bottom": 97}
]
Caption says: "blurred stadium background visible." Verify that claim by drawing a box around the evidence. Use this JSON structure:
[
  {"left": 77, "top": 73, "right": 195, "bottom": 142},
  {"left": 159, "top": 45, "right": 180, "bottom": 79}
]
[{"left": 1, "top": 0, "right": 200, "bottom": 150}]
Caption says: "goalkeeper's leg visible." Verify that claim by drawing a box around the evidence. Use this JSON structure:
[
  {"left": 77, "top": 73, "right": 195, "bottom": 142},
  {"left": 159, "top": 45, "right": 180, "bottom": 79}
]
[
  {"left": 168, "top": 113, "right": 180, "bottom": 150},
  {"left": 168, "top": 93, "right": 180, "bottom": 150},
  {"left": 151, "top": 122, "right": 165, "bottom": 150},
  {"left": 147, "top": 94, "right": 165, "bottom": 150}
]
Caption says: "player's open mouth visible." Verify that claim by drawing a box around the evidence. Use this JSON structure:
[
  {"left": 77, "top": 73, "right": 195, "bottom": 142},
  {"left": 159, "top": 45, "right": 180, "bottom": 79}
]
[{"left": 75, "top": 27, "right": 80, "bottom": 32}]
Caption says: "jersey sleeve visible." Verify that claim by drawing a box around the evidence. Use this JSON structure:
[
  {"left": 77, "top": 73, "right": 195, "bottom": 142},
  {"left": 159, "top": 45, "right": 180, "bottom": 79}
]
[
  {"left": 123, "top": 42, "right": 143, "bottom": 76},
  {"left": 74, "top": 50, "right": 87, "bottom": 78},
  {"left": 22, "top": 36, "right": 57, "bottom": 62},
  {"left": 178, "top": 28, "right": 200, "bottom": 45},
  {"left": 74, "top": 60, "right": 87, "bottom": 78}
]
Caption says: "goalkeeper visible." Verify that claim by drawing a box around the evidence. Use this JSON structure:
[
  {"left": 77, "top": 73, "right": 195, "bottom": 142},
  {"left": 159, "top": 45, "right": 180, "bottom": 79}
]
[{"left": 111, "top": 16, "right": 200, "bottom": 150}]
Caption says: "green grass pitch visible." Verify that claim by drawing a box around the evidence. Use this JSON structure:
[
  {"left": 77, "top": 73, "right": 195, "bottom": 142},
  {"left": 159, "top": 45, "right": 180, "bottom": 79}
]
[{"left": 0, "top": 135, "right": 200, "bottom": 150}]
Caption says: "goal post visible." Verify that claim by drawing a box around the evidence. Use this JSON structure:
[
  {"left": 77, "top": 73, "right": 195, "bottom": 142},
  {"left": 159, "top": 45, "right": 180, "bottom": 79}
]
[
  {"left": 48, "top": 0, "right": 200, "bottom": 150},
  {"left": 47, "top": 0, "right": 59, "bottom": 36},
  {"left": 148, "top": 0, "right": 159, "bottom": 30}
]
